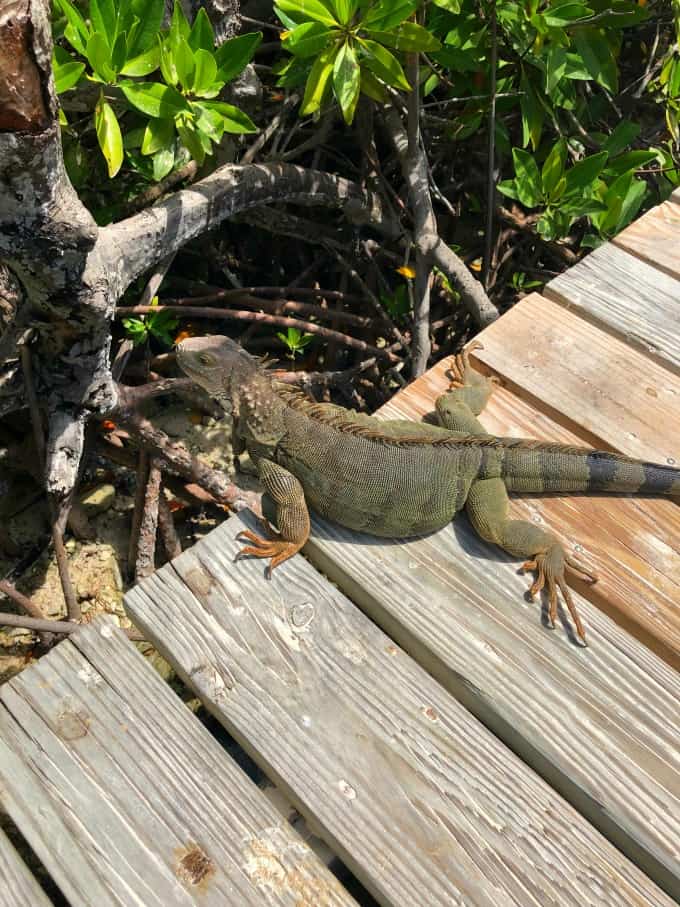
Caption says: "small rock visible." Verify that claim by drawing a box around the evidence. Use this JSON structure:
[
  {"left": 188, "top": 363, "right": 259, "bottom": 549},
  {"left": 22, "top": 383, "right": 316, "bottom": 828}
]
[{"left": 79, "top": 484, "right": 116, "bottom": 516}]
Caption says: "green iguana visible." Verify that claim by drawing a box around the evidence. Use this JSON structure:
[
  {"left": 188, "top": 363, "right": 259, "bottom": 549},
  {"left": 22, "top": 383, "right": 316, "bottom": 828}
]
[{"left": 177, "top": 335, "right": 680, "bottom": 643}]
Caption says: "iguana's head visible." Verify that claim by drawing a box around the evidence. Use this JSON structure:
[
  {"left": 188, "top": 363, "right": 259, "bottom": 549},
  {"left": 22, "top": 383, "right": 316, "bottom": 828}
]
[{"left": 176, "top": 335, "right": 254, "bottom": 392}]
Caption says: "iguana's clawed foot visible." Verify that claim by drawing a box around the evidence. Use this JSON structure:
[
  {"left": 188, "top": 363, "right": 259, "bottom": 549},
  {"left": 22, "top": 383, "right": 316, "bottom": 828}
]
[
  {"left": 235, "top": 527, "right": 303, "bottom": 577},
  {"left": 448, "top": 341, "right": 499, "bottom": 390},
  {"left": 521, "top": 547, "right": 597, "bottom": 645}
]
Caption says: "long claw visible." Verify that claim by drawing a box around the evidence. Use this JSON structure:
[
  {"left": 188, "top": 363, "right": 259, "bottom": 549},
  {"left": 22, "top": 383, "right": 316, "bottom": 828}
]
[{"left": 521, "top": 547, "right": 588, "bottom": 644}]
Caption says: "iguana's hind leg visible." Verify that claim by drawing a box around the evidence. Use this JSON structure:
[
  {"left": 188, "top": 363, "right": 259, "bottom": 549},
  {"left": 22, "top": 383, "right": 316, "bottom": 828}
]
[
  {"left": 465, "top": 478, "right": 596, "bottom": 643},
  {"left": 435, "top": 341, "right": 499, "bottom": 433},
  {"left": 236, "top": 459, "right": 310, "bottom": 576}
]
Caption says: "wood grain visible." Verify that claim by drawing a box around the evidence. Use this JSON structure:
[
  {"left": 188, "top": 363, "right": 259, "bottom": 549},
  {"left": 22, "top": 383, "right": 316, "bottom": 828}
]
[
  {"left": 380, "top": 359, "right": 680, "bottom": 668},
  {"left": 469, "top": 292, "right": 680, "bottom": 464},
  {"left": 613, "top": 199, "right": 680, "bottom": 280},
  {"left": 0, "top": 620, "right": 355, "bottom": 907},
  {"left": 0, "top": 827, "right": 52, "bottom": 907},
  {"left": 544, "top": 245, "right": 680, "bottom": 373},
  {"left": 124, "top": 517, "right": 676, "bottom": 907}
]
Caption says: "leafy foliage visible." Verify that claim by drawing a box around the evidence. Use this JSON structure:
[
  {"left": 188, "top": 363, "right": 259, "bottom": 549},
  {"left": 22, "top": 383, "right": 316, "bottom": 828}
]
[
  {"left": 53, "top": 0, "right": 260, "bottom": 179},
  {"left": 274, "top": 0, "right": 440, "bottom": 122},
  {"left": 276, "top": 327, "right": 315, "bottom": 358},
  {"left": 122, "top": 299, "right": 179, "bottom": 347}
]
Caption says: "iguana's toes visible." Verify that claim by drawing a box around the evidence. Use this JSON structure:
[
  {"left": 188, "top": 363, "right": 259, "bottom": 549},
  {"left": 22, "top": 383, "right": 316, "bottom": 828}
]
[
  {"left": 565, "top": 553, "right": 598, "bottom": 585},
  {"left": 235, "top": 528, "right": 273, "bottom": 549},
  {"left": 521, "top": 548, "right": 587, "bottom": 644},
  {"left": 235, "top": 536, "right": 302, "bottom": 577}
]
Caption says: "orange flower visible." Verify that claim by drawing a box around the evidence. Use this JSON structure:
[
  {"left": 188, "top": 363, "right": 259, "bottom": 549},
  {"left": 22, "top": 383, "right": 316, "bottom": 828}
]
[
  {"left": 174, "top": 329, "right": 194, "bottom": 345},
  {"left": 168, "top": 499, "right": 187, "bottom": 512},
  {"left": 101, "top": 420, "right": 116, "bottom": 431},
  {"left": 469, "top": 258, "right": 482, "bottom": 272},
  {"left": 396, "top": 265, "right": 416, "bottom": 279}
]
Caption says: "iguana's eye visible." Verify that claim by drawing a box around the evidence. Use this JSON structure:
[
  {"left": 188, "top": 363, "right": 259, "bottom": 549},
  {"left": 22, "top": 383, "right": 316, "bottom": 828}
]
[{"left": 199, "top": 353, "right": 214, "bottom": 365}]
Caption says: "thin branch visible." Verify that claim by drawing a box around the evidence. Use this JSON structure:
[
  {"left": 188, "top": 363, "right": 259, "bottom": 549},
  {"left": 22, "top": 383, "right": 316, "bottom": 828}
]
[
  {"left": 135, "top": 458, "right": 162, "bottom": 582},
  {"left": 0, "top": 607, "right": 145, "bottom": 640},
  {"left": 166, "top": 292, "right": 372, "bottom": 328},
  {"left": 158, "top": 491, "right": 182, "bottom": 561},
  {"left": 115, "top": 305, "right": 401, "bottom": 362},
  {"left": 483, "top": 0, "right": 498, "bottom": 290},
  {"left": 382, "top": 107, "right": 498, "bottom": 328},
  {"left": 0, "top": 579, "right": 53, "bottom": 647}
]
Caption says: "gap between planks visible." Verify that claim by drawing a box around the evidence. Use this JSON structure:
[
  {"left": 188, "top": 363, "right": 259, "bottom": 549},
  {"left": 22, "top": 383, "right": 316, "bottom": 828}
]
[
  {"left": 125, "top": 516, "right": 677, "bottom": 907},
  {"left": 0, "top": 619, "right": 355, "bottom": 907}
]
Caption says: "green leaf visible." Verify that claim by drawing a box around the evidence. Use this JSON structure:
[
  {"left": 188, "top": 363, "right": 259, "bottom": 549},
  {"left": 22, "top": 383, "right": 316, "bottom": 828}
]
[
  {"left": 189, "top": 8, "right": 215, "bottom": 52},
  {"left": 327, "top": 0, "right": 357, "bottom": 25},
  {"left": 541, "top": 139, "right": 567, "bottom": 198},
  {"left": 511, "top": 148, "right": 542, "bottom": 207},
  {"left": 160, "top": 39, "right": 178, "bottom": 85},
  {"left": 275, "top": 0, "right": 339, "bottom": 27},
  {"left": 431, "top": 0, "right": 461, "bottom": 11},
  {"left": 55, "top": 0, "right": 90, "bottom": 55},
  {"left": 199, "top": 100, "right": 258, "bottom": 133},
  {"left": 601, "top": 120, "right": 640, "bottom": 157},
  {"left": 120, "top": 81, "right": 191, "bottom": 117},
  {"left": 123, "top": 318, "right": 149, "bottom": 344},
  {"left": 333, "top": 41, "right": 360, "bottom": 124},
  {"left": 141, "top": 117, "right": 175, "bottom": 154},
  {"left": 361, "top": 0, "right": 416, "bottom": 30},
  {"left": 90, "top": 0, "right": 116, "bottom": 46},
  {"left": 545, "top": 46, "right": 567, "bottom": 94},
  {"left": 95, "top": 97, "right": 123, "bottom": 177},
  {"left": 573, "top": 30, "right": 617, "bottom": 92},
  {"left": 86, "top": 32, "right": 115, "bottom": 81},
  {"left": 497, "top": 179, "right": 519, "bottom": 201},
  {"left": 543, "top": 2, "right": 592, "bottom": 26},
  {"left": 603, "top": 150, "right": 657, "bottom": 179},
  {"left": 283, "top": 22, "right": 334, "bottom": 57},
  {"left": 170, "top": 0, "right": 191, "bottom": 42},
  {"left": 153, "top": 146, "right": 175, "bottom": 180},
  {"left": 174, "top": 37, "right": 196, "bottom": 89},
  {"left": 360, "top": 67, "right": 389, "bottom": 102},
  {"left": 120, "top": 44, "right": 161, "bottom": 76},
  {"left": 177, "top": 122, "right": 206, "bottom": 164},
  {"left": 615, "top": 177, "right": 646, "bottom": 233},
  {"left": 214, "top": 32, "right": 263, "bottom": 83},
  {"left": 191, "top": 48, "right": 217, "bottom": 94},
  {"left": 563, "top": 150, "right": 608, "bottom": 197},
  {"left": 366, "top": 23, "right": 441, "bottom": 54},
  {"left": 53, "top": 52, "right": 85, "bottom": 93},
  {"left": 194, "top": 104, "right": 225, "bottom": 140},
  {"left": 520, "top": 73, "right": 543, "bottom": 150},
  {"left": 128, "top": 0, "right": 164, "bottom": 55},
  {"left": 300, "top": 44, "right": 337, "bottom": 115},
  {"left": 359, "top": 39, "right": 410, "bottom": 91},
  {"left": 111, "top": 30, "right": 128, "bottom": 73}
]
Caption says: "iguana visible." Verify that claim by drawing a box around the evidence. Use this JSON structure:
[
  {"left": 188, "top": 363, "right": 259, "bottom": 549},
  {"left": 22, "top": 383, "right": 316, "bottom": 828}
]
[{"left": 177, "top": 335, "right": 680, "bottom": 644}]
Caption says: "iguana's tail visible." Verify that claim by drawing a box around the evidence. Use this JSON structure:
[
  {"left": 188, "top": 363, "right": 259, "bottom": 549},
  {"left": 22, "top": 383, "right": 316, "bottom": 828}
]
[{"left": 485, "top": 440, "right": 680, "bottom": 496}]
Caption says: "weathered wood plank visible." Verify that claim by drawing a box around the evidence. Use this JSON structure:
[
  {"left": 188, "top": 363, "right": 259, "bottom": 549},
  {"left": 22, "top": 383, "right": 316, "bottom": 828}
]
[
  {"left": 469, "top": 292, "right": 680, "bottom": 464},
  {"left": 0, "top": 827, "right": 52, "bottom": 907},
  {"left": 380, "top": 360, "right": 680, "bottom": 668},
  {"left": 126, "top": 518, "right": 677, "bottom": 907},
  {"left": 0, "top": 620, "right": 355, "bottom": 907},
  {"left": 544, "top": 245, "right": 680, "bottom": 373},
  {"left": 613, "top": 200, "right": 680, "bottom": 280}
]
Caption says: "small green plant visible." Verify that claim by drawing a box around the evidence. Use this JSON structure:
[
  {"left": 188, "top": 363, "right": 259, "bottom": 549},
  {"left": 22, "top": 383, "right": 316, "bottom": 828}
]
[
  {"left": 53, "top": 0, "right": 260, "bottom": 178},
  {"left": 509, "top": 271, "right": 542, "bottom": 293},
  {"left": 380, "top": 284, "right": 410, "bottom": 321},
  {"left": 274, "top": 0, "right": 441, "bottom": 123},
  {"left": 122, "top": 298, "right": 179, "bottom": 346},
  {"left": 498, "top": 133, "right": 656, "bottom": 243},
  {"left": 276, "top": 327, "right": 314, "bottom": 359}
]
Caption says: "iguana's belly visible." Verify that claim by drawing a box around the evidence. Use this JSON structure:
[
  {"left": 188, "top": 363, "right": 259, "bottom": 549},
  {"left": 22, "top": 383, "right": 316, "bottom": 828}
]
[{"left": 275, "top": 415, "right": 477, "bottom": 537}]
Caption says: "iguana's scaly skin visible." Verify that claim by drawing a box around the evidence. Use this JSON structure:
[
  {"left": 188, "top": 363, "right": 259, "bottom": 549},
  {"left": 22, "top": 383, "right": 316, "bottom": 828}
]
[{"left": 178, "top": 335, "right": 680, "bottom": 643}]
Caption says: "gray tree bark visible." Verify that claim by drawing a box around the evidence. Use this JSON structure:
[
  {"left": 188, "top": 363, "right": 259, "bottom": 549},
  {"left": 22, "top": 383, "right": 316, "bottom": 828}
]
[{"left": 0, "top": 0, "right": 400, "bottom": 520}]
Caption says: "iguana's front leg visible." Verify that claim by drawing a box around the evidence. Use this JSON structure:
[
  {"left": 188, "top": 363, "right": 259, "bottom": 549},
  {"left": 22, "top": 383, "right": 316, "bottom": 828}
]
[
  {"left": 466, "top": 478, "right": 595, "bottom": 642},
  {"left": 436, "top": 342, "right": 499, "bottom": 434},
  {"left": 236, "top": 459, "right": 310, "bottom": 576}
]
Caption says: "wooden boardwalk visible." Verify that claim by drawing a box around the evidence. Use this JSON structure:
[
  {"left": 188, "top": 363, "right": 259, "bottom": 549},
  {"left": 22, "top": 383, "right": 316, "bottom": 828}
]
[{"left": 0, "top": 192, "right": 678, "bottom": 904}]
